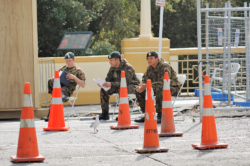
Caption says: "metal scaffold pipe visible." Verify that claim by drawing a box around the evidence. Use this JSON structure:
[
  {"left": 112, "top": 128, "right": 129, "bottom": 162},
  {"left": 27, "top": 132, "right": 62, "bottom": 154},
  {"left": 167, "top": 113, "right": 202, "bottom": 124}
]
[
  {"left": 197, "top": 0, "right": 203, "bottom": 122},
  {"left": 201, "top": 7, "right": 250, "bottom": 12}
]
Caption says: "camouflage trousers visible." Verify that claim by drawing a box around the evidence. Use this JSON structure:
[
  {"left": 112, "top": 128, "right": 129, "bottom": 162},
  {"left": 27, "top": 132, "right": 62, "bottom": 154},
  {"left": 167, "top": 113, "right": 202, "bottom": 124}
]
[
  {"left": 136, "top": 85, "right": 180, "bottom": 114},
  {"left": 48, "top": 78, "right": 71, "bottom": 97},
  {"left": 100, "top": 85, "right": 137, "bottom": 112}
]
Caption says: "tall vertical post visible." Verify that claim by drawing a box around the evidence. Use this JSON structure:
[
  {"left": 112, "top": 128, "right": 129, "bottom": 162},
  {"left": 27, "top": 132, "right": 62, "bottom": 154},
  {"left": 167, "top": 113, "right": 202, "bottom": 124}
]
[
  {"left": 222, "top": 2, "right": 228, "bottom": 93},
  {"left": 197, "top": 0, "right": 203, "bottom": 122},
  {"left": 245, "top": 2, "right": 250, "bottom": 101},
  {"left": 158, "top": 6, "right": 164, "bottom": 58},
  {"left": 248, "top": 3, "right": 250, "bottom": 101},
  {"left": 205, "top": 3, "right": 209, "bottom": 75},
  {"left": 139, "top": 0, "right": 152, "bottom": 38},
  {"left": 227, "top": 2, "right": 232, "bottom": 104}
]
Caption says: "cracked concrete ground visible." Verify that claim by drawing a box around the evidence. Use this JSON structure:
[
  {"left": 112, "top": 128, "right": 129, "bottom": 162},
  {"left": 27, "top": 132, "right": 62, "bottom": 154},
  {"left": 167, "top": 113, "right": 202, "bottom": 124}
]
[{"left": 1, "top": 98, "right": 250, "bottom": 166}]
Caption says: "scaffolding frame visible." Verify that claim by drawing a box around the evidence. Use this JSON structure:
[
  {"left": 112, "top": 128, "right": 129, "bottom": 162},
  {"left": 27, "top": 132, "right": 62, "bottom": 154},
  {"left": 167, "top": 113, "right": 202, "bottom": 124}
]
[{"left": 197, "top": 1, "right": 250, "bottom": 122}]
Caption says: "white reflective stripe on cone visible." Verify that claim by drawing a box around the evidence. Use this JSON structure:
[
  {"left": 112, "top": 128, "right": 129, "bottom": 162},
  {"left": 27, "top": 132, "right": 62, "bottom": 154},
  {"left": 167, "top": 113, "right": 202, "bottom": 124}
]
[
  {"left": 53, "top": 78, "right": 61, "bottom": 88},
  {"left": 162, "top": 101, "right": 173, "bottom": 108},
  {"left": 20, "top": 119, "right": 35, "bottom": 128},
  {"left": 204, "top": 83, "right": 211, "bottom": 95},
  {"left": 146, "top": 88, "right": 154, "bottom": 100},
  {"left": 163, "top": 79, "right": 170, "bottom": 90},
  {"left": 22, "top": 94, "right": 33, "bottom": 107},
  {"left": 120, "top": 78, "right": 127, "bottom": 87},
  {"left": 119, "top": 97, "right": 129, "bottom": 104},
  {"left": 52, "top": 98, "right": 63, "bottom": 104},
  {"left": 203, "top": 108, "right": 214, "bottom": 116}
]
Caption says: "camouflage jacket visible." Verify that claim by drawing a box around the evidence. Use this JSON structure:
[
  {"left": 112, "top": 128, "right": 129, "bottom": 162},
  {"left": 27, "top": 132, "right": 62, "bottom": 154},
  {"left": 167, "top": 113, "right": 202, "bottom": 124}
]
[
  {"left": 59, "top": 65, "right": 86, "bottom": 95},
  {"left": 105, "top": 59, "right": 140, "bottom": 89},
  {"left": 142, "top": 58, "right": 181, "bottom": 88}
]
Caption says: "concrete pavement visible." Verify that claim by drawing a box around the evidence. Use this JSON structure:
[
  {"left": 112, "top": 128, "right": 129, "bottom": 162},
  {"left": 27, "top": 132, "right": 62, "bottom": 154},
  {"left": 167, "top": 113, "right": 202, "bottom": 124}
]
[{"left": 0, "top": 103, "right": 250, "bottom": 166}]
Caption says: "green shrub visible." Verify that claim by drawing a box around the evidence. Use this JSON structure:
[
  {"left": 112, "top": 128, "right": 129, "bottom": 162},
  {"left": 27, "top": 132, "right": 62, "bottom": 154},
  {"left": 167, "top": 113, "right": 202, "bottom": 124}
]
[{"left": 91, "top": 41, "right": 116, "bottom": 55}]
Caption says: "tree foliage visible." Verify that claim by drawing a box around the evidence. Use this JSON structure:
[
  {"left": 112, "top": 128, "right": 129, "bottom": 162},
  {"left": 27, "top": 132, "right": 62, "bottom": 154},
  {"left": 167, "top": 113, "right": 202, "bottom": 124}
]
[
  {"left": 81, "top": 0, "right": 140, "bottom": 51},
  {"left": 37, "top": 0, "right": 246, "bottom": 57},
  {"left": 90, "top": 41, "right": 116, "bottom": 56},
  {"left": 38, "top": 0, "right": 139, "bottom": 57},
  {"left": 37, "top": 0, "right": 91, "bottom": 57},
  {"left": 150, "top": 0, "right": 244, "bottom": 48}
]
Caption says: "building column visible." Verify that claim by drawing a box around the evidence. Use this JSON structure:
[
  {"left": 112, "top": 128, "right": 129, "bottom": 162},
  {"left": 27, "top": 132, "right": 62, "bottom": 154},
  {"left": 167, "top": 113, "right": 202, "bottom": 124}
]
[
  {"left": 139, "top": 0, "right": 152, "bottom": 38},
  {"left": 121, "top": 0, "right": 170, "bottom": 73}
]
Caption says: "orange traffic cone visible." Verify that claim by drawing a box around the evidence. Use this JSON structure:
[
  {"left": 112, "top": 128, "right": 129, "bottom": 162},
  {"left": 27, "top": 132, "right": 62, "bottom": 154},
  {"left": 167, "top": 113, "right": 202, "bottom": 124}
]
[
  {"left": 159, "top": 72, "right": 183, "bottom": 137},
  {"left": 110, "top": 70, "right": 139, "bottom": 130},
  {"left": 135, "top": 79, "right": 168, "bottom": 153},
  {"left": 43, "top": 71, "right": 70, "bottom": 131},
  {"left": 11, "top": 82, "right": 45, "bottom": 163},
  {"left": 192, "top": 75, "right": 228, "bottom": 150}
]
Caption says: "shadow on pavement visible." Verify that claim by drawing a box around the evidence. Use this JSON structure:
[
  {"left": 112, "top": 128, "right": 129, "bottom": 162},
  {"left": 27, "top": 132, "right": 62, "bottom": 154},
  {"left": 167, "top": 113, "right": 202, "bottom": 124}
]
[
  {"left": 183, "top": 122, "right": 201, "bottom": 133},
  {"left": 0, "top": 119, "right": 20, "bottom": 124},
  {"left": 196, "top": 149, "right": 217, "bottom": 157}
]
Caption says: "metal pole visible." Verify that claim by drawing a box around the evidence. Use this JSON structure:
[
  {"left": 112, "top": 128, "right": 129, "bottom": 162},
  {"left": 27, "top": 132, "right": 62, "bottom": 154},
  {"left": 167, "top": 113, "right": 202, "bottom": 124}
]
[
  {"left": 39, "top": 61, "right": 42, "bottom": 104},
  {"left": 227, "top": 2, "right": 232, "bottom": 105},
  {"left": 207, "top": 16, "right": 245, "bottom": 20},
  {"left": 197, "top": 0, "right": 203, "bottom": 122},
  {"left": 201, "top": 7, "right": 250, "bottom": 12},
  {"left": 245, "top": 2, "right": 250, "bottom": 101},
  {"left": 49, "top": 60, "right": 52, "bottom": 101},
  {"left": 42, "top": 62, "right": 45, "bottom": 103},
  {"left": 214, "top": 107, "right": 250, "bottom": 111},
  {"left": 158, "top": 6, "right": 164, "bottom": 58},
  {"left": 205, "top": 3, "right": 209, "bottom": 75},
  {"left": 45, "top": 61, "right": 48, "bottom": 102},
  {"left": 248, "top": 3, "right": 250, "bottom": 101},
  {"left": 212, "top": 87, "right": 247, "bottom": 99},
  {"left": 222, "top": 2, "right": 228, "bottom": 93}
]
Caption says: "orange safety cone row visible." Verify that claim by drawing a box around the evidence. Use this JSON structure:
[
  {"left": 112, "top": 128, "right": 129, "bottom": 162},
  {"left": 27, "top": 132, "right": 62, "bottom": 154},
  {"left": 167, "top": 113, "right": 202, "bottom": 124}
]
[
  {"left": 192, "top": 75, "right": 228, "bottom": 150},
  {"left": 110, "top": 70, "right": 139, "bottom": 130},
  {"left": 43, "top": 71, "right": 70, "bottom": 131},
  {"left": 135, "top": 79, "right": 168, "bottom": 153},
  {"left": 159, "top": 72, "right": 183, "bottom": 137},
  {"left": 11, "top": 82, "right": 45, "bottom": 163}
]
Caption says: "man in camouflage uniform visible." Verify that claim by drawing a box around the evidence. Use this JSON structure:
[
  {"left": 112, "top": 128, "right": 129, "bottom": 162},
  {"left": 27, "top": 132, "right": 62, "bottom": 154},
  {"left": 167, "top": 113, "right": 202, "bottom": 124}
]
[
  {"left": 135, "top": 51, "right": 181, "bottom": 123},
  {"left": 99, "top": 51, "right": 140, "bottom": 120},
  {"left": 45, "top": 52, "right": 86, "bottom": 122}
]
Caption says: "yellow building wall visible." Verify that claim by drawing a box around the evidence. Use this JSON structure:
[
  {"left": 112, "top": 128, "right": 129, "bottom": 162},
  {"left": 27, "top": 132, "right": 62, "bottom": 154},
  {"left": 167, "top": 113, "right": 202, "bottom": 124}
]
[
  {"left": 121, "top": 37, "right": 170, "bottom": 73},
  {"left": 39, "top": 37, "right": 172, "bottom": 107},
  {"left": 39, "top": 56, "right": 116, "bottom": 106}
]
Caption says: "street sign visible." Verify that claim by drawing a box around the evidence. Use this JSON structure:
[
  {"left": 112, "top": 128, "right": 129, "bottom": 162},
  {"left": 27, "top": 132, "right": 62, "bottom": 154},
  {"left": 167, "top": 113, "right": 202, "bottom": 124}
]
[
  {"left": 57, "top": 31, "right": 93, "bottom": 56},
  {"left": 155, "top": 0, "right": 166, "bottom": 58},
  {"left": 57, "top": 32, "right": 93, "bottom": 50},
  {"left": 155, "top": 0, "right": 166, "bottom": 7}
]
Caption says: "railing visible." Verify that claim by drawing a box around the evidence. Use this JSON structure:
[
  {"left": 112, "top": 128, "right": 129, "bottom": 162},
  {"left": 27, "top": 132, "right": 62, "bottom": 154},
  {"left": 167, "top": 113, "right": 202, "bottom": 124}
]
[
  {"left": 38, "top": 60, "right": 55, "bottom": 104},
  {"left": 170, "top": 47, "right": 246, "bottom": 96}
]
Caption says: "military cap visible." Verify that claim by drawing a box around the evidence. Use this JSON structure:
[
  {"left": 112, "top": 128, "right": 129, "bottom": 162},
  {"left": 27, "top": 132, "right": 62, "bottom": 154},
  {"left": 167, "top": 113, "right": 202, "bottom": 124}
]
[
  {"left": 64, "top": 52, "right": 75, "bottom": 59},
  {"left": 108, "top": 51, "right": 121, "bottom": 59},
  {"left": 147, "top": 51, "right": 158, "bottom": 59}
]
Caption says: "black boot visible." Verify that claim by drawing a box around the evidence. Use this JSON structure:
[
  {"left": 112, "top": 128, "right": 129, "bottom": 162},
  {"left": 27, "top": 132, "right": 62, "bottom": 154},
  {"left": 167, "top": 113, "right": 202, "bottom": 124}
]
[
  {"left": 116, "top": 117, "right": 118, "bottom": 121},
  {"left": 157, "top": 113, "right": 162, "bottom": 124},
  {"left": 62, "top": 93, "right": 69, "bottom": 102},
  {"left": 44, "top": 109, "right": 50, "bottom": 122},
  {"left": 135, "top": 115, "right": 145, "bottom": 123},
  {"left": 99, "top": 110, "right": 110, "bottom": 120}
]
